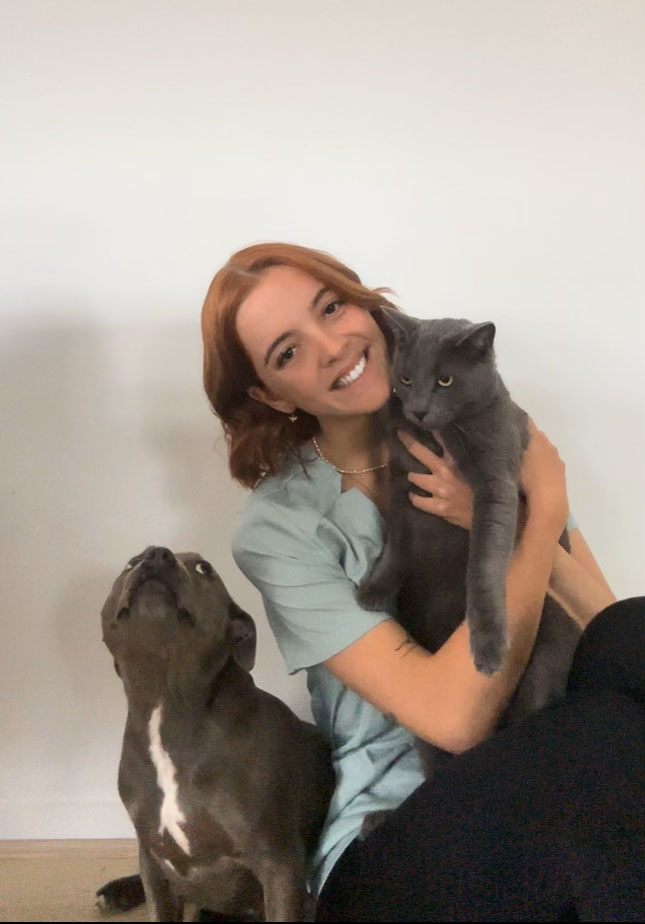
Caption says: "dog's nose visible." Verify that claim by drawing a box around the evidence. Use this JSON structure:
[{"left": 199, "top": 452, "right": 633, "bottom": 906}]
[{"left": 142, "top": 547, "right": 177, "bottom": 567}]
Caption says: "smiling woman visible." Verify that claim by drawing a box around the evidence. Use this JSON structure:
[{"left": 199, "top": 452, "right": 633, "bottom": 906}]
[
  {"left": 200, "top": 242, "right": 398, "bottom": 488},
  {"left": 200, "top": 241, "right": 644, "bottom": 922},
  {"left": 238, "top": 267, "right": 390, "bottom": 406}
]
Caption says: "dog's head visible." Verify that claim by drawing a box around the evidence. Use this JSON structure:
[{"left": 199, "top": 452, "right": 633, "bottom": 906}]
[{"left": 101, "top": 547, "right": 256, "bottom": 676}]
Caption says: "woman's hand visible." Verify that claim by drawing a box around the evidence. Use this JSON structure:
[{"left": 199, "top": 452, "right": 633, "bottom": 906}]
[
  {"left": 397, "top": 430, "right": 474, "bottom": 530},
  {"left": 519, "top": 419, "right": 569, "bottom": 534},
  {"left": 398, "top": 419, "right": 568, "bottom": 536}
]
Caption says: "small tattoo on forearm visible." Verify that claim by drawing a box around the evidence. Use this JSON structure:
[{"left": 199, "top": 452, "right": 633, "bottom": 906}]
[{"left": 395, "top": 635, "right": 418, "bottom": 657}]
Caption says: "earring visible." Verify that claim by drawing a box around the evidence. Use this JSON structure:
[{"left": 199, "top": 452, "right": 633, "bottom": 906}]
[{"left": 288, "top": 411, "right": 298, "bottom": 423}]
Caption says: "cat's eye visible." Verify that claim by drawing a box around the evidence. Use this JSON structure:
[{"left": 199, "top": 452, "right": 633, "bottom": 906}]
[
  {"left": 437, "top": 375, "right": 453, "bottom": 387},
  {"left": 195, "top": 561, "right": 213, "bottom": 576},
  {"left": 399, "top": 375, "right": 412, "bottom": 387}
]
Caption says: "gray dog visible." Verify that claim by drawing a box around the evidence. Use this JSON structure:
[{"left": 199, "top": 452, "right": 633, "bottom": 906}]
[{"left": 101, "top": 546, "right": 334, "bottom": 922}]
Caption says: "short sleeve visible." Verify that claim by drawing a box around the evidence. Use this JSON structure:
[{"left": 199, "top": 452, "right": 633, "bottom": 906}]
[{"left": 232, "top": 501, "right": 390, "bottom": 674}]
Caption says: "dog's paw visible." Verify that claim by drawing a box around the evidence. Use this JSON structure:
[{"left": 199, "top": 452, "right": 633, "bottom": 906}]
[{"left": 95, "top": 874, "right": 145, "bottom": 913}]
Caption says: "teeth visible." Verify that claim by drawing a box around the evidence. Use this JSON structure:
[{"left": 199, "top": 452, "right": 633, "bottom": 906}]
[{"left": 335, "top": 352, "right": 367, "bottom": 388}]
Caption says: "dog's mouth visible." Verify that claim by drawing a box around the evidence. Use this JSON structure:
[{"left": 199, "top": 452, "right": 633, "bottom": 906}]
[{"left": 116, "top": 574, "right": 195, "bottom": 627}]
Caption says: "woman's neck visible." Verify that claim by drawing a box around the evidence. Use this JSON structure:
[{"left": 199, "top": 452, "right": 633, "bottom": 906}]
[{"left": 316, "top": 414, "right": 387, "bottom": 471}]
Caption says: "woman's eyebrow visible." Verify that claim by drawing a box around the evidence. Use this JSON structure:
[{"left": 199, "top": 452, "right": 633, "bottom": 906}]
[{"left": 263, "top": 286, "right": 330, "bottom": 366}]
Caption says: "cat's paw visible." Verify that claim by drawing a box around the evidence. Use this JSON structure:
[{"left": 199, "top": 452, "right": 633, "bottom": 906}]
[
  {"left": 356, "top": 580, "right": 388, "bottom": 611},
  {"left": 468, "top": 615, "right": 509, "bottom": 676}
]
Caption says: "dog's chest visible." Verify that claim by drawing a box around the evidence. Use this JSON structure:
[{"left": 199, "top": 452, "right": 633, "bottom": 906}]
[{"left": 120, "top": 705, "right": 236, "bottom": 878}]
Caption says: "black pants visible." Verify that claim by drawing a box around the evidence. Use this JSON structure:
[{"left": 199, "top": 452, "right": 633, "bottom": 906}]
[{"left": 316, "top": 598, "right": 645, "bottom": 922}]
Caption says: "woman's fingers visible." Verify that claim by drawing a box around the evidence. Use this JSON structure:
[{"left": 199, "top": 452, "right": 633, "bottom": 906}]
[
  {"left": 396, "top": 430, "right": 473, "bottom": 529},
  {"left": 430, "top": 430, "right": 461, "bottom": 471},
  {"left": 406, "top": 460, "right": 474, "bottom": 530},
  {"left": 407, "top": 471, "right": 445, "bottom": 497},
  {"left": 397, "top": 430, "right": 450, "bottom": 475},
  {"left": 408, "top": 490, "right": 450, "bottom": 518}
]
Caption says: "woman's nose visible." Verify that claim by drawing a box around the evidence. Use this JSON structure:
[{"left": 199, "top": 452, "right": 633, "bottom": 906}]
[{"left": 313, "top": 327, "right": 345, "bottom": 363}]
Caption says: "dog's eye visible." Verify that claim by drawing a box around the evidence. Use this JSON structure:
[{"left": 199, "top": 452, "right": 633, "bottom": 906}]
[
  {"left": 195, "top": 561, "right": 213, "bottom": 576},
  {"left": 437, "top": 375, "right": 453, "bottom": 387},
  {"left": 399, "top": 375, "right": 412, "bottom": 387}
]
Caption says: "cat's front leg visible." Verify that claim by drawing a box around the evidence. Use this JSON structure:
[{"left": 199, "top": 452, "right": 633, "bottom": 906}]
[{"left": 466, "top": 482, "right": 518, "bottom": 675}]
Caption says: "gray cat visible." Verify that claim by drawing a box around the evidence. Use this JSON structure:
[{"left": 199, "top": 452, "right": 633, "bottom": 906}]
[{"left": 358, "top": 310, "right": 580, "bottom": 769}]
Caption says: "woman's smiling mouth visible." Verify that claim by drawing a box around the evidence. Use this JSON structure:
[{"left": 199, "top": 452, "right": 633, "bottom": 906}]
[{"left": 332, "top": 350, "right": 369, "bottom": 389}]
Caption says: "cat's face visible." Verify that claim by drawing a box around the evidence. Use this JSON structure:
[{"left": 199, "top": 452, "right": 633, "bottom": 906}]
[{"left": 385, "top": 313, "right": 498, "bottom": 430}]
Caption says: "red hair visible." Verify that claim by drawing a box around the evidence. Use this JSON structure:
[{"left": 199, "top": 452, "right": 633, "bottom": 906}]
[{"left": 201, "top": 242, "right": 397, "bottom": 488}]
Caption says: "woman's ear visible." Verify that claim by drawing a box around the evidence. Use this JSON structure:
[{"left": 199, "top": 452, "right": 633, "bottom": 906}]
[{"left": 247, "top": 384, "right": 294, "bottom": 416}]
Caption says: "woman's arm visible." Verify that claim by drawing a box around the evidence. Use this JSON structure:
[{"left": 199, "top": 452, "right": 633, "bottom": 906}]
[
  {"left": 548, "top": 529, "right": 616, "bottom": 630},
  {"left": 325, "top": 421, "right": 568, "bottom": 755},
  {"left": 402, "top": 428, "right": 617, "bottom": 630},
  {"left": 325, "top": 508, "right": 561, "bottom": 754}
]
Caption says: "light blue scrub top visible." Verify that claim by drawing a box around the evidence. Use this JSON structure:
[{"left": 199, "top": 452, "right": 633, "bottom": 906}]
[
  {"left": 232, "top": 442, "right": 578, "bottom": 895},
  {"left": 231, "top": 444, "right": 425, "bottom": 895}
]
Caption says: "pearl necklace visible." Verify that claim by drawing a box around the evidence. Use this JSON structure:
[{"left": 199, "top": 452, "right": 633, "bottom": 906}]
[{"left": 312, "top": 437, "right": 389, "bottom": 475}]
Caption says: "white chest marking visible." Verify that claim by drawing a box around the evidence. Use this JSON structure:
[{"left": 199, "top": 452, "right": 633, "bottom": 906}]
[{"left": 148, "top": 705, "right": 191, "bottom": 855}]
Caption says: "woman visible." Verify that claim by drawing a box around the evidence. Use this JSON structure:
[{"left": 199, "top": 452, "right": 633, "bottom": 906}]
[{"left": 201, "top": 242, "right": 643, "bottom": 921}]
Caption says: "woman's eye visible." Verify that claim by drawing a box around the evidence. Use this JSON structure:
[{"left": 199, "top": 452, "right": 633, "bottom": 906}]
[
  {"left": 195, "top": 561, "right": 213, "bottom": 576},
  {"left": 437, "top": 375, "right": 453, "bottom": 387},
  {"left": 276, "top": 346, "right": 295, "bottom": 368},
  {"left": 323, "top": 300, "right": 342, "bottom": 317},
  {"left": 399, "top": 375, "right": 412, "bottom": 387}
]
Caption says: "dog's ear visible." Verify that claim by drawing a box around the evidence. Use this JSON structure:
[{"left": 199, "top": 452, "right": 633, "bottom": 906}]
[{"left": 228, "top": 601, "right": 257, "bottom": 671}]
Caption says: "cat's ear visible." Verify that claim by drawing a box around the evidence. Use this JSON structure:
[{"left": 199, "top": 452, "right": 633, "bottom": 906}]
[{"left": 454, "top": 322, "right": 496, "bottom": 357}]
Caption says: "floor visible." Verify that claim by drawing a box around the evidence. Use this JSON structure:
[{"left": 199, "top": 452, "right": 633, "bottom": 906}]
[{"left": 0, "top": 841, "right": 148, "bottom": 923}]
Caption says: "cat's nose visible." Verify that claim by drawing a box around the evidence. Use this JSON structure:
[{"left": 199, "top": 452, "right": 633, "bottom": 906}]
[{"left": 412, "top": 408, "right": 426, "bottom": 423}]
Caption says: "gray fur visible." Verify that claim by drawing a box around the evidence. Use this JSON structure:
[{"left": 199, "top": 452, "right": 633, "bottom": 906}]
[
  {"left": 102, "top": 546, "right": 334, "bottom": 922},
  {"left": 359, "top": 311, "right": 580, "bottom": 771}
]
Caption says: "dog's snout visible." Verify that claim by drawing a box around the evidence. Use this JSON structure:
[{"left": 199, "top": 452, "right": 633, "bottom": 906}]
[{"left": 143, "top": 547, "right": 176, "bottom": 568}]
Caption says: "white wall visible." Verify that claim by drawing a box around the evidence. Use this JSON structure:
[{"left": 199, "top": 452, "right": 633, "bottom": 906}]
[{"left": 1, "top": 0, "right": 643, "bottom": 838}]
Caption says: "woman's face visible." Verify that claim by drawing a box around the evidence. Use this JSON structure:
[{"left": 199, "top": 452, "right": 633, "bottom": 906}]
[{"left": 236, "top": 265, "right": 391, "bottom": 423}]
